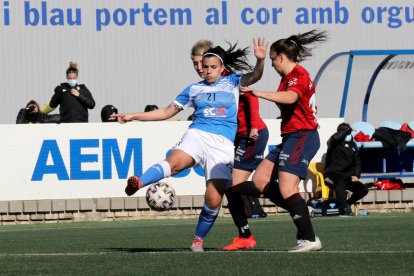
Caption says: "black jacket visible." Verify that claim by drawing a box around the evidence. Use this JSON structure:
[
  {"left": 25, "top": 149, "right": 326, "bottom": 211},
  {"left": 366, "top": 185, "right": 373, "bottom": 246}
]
[
  {"left": 372, "top": 127, "right": 411, "bottom": 152},
  {"left": 49, "top": 83, "right": 95, "bottom": 123},
  {"left": 324, "top": 129, "right": 361, "bottom": 178},
  {"left": 16, "top": 108, "right": 61, "bottom": 124}
]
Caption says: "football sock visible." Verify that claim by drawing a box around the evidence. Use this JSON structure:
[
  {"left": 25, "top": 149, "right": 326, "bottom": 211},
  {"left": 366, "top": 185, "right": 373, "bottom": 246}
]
[
  {"left": 195, "top": 204, "right": 220, "bottom": 239},
  {"left": 225, "top": 189, "right": 252, "bottom": 238},
  {"left": 140, "top": 161, "right": 171, "bottom": 187},
  {"left": 286, "top": 193, "right": 315, "bottom": 242},
  {"left": 262, "top": 181, "right": 289, "bottom": 211},
  {"left": 229, "top": 181, "right": 262, "bottom": 198}
]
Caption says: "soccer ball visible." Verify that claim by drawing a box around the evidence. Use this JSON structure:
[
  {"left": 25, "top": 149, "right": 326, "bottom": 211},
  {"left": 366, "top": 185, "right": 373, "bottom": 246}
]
[{"left": 145, "top": 182, "right": 176, "bottom": 211}]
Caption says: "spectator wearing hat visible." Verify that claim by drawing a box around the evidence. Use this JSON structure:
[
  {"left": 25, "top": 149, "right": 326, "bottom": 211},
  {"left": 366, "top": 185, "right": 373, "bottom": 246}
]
[
  {"left": 101, "top": 105, "right": 118, "bottom": 122},
  {"left": 144, "top": 105, "right": 159, "bottom": 112}
]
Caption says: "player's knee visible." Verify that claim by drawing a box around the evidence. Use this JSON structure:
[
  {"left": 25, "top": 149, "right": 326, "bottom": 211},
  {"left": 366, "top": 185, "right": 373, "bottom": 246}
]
[
  {"left": 204, "top": 194, "right": 222, "bottom": 209},
  {"left": 251, "top": 175, "right": 268, "bottom": 193},
  {"left": 165, "top": 160, "right": 185, "bottom": 175},
  {"left": 278, "top": 184, "right": 297, "bottom": 199}
]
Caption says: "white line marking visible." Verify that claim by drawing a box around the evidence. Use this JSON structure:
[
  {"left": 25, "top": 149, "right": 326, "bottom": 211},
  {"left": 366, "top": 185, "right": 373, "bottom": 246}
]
[{"left": 0, "top": 250, "right": 413, "bottom": 257}]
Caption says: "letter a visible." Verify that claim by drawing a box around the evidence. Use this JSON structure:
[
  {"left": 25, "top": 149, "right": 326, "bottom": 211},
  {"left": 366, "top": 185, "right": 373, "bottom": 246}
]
[{"left": 31, "top": 140, "right": 70, "bottom": 181}]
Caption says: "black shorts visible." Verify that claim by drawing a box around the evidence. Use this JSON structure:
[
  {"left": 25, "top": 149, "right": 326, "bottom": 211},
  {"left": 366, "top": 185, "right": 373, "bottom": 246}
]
[{"left": 234, "top": 128, "right": 269, "bottom": 172}]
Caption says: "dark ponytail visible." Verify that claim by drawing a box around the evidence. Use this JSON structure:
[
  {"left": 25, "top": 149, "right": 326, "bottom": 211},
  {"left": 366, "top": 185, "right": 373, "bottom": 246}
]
[
  {"left": 270, "top": 29, "right": 328, "bottom": 62},
  {"left": 203, "top": 42, "right": 252, "bottom": 74}
]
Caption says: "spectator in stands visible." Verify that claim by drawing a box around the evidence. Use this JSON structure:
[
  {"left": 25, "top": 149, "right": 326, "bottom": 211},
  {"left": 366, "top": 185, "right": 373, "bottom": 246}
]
[
  {"left": 324, "top": 122, "right": 369, "bottom": 216},
  {"left": 101, "top": 105, "right": 118, "bottom": 122},
  {"left": 16, "top": 100, "right": 60, "bottom": 124},
  {"left": 144, "top": 105, "right": 159, "bottom": 112},
  {"left": 42, "top": 62, "right": 95, "bottom": 123}
]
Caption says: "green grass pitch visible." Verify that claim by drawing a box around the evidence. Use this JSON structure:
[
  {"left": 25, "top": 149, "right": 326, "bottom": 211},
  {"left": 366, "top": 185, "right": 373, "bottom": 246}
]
[{"left": 0, "top": 212, "right": 413, "bottom": 275}]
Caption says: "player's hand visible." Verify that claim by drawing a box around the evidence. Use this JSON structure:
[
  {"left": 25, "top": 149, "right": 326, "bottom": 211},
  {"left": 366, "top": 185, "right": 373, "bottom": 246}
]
[
  {"left": 240, "top": 86, "right": 259, "bottom": 97},
  {"left": 249, "top": 128, "right": 259, "bottom": 141},
  {"left": 70, "top": 88, "right": 80, "bottom": 97},
  {"left": 253, "top": 37, "right": 269, "bottom": 60},
  {"left": 351, "top": 176, "right": 359, "bottom": 182},
  {"left": 111, "top": 113, "right": 132, "bottom": 124}
]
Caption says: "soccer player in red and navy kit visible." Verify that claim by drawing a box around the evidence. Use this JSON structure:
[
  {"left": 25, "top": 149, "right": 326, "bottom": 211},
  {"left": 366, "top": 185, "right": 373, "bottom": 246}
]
[
  {"left": 223, "top": 85, "right": 269, "bottom": 251},
  {"left": 232, "top": 30, "right": 328, "bottom": 252}
]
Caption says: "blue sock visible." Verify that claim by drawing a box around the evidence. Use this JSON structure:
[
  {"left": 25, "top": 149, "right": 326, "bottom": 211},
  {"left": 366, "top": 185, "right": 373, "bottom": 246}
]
[
  {"left": 140, "top": 161, "right": 171, "bottom": 187},
  {"left": 195, "top": 204, "right": 220, "bottom": 239}
]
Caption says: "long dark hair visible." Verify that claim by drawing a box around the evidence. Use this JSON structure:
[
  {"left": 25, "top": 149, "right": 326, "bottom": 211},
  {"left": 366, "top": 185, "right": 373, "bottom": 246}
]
[
  {"left": 270, "top": 30, "right": 328, "bottom": 62},
  {"left": 203, "top": 42, "right": 252, "bottom": 74}
]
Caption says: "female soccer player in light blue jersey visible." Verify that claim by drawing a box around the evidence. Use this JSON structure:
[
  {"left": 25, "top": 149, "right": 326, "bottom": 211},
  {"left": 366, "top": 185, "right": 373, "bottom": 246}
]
[{"left": 114, "top": 38, "right": 268, "bottom": 252}]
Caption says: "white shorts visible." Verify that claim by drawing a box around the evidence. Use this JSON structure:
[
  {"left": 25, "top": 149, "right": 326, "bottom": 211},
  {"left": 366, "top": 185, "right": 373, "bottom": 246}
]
[{"left": 174, "top": 128, "right": 234, "bottom": 182}]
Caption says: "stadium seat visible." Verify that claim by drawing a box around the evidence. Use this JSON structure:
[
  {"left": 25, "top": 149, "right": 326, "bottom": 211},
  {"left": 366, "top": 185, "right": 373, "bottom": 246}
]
[
  {"left": 308, "top": 162, "right": 335, "bottom": 200},
  {"left": 379, "top": 120, "right": 402, "bottom": 130},
  {"left": 351, "top": 121, "right": 375, "bottom": 137}
]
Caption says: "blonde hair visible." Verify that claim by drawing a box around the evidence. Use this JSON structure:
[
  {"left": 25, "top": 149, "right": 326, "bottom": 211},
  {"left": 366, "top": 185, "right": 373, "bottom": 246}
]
[
  {"left": 191, "top": 40, "right": 213, "bottom": 59},
  {"left": 69, "top": 61, "right": 77, "bottom": 69},
  {"left": 66, "top": 61, "right": 79, "bottom": 75}
]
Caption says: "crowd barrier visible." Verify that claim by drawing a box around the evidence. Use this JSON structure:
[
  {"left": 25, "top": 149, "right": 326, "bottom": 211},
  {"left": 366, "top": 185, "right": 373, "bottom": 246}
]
[
  {"left": 1, "top": 118, "right": 413, "bottom": 223},
  {"left": 0, "top": 118, "right": 341, "bottom": 201}
]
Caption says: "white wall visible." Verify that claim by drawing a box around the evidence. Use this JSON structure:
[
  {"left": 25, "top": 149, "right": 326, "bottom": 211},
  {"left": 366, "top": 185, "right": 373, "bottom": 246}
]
[{"left": 0, "top": 118, "right": 342, "bottom": 200}]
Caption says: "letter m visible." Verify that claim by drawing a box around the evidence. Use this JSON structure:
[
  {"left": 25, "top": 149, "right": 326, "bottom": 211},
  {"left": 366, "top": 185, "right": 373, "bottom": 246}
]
[{"left": 102, "top": 138, "right": 142, "bottom": 179}]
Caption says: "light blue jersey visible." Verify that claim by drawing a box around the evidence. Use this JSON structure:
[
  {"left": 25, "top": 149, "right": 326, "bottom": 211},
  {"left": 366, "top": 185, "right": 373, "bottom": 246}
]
[{"left": 174, "top": 74, "right": 242, "bottom": 142}]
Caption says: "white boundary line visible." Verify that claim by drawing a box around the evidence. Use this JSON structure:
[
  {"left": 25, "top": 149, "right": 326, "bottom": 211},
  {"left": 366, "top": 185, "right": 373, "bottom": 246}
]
[{"left": 0, "top": 250, "right": 413, "bottom": 257}]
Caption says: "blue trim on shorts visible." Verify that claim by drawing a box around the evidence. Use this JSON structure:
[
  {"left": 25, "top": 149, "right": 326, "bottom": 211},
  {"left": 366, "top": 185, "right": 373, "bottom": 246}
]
[
  {"left": 265, "top": 130, "right": 320, "bottom": 179},
  {"left": 234, "top": 128, "right": 269, "bottom": 172}
]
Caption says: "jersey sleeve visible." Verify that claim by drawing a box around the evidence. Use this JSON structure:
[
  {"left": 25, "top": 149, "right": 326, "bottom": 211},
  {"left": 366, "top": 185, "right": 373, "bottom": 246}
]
[
  {"left": 174, "top": 84, "right": 193, "bottom": 110},
  {"left": 228, "top": 74, "right": 242, "bottom": 88},
  {"left": 285, "top": 75, "right": 309, "bottom": 98}
]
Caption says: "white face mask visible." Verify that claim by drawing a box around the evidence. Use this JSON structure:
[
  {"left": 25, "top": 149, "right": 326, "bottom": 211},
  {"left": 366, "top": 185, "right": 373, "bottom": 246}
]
[
  {"left": 68, "top": 79, "right": 78, "bottom": 87},
  {"left": 345, "top": 134, "right": 353, "bottom": 142}
]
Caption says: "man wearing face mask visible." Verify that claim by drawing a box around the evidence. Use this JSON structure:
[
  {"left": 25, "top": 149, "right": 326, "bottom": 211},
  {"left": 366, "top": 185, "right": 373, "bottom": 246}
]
[
  {"left": 324, "top": 122, "right": 368, "bottom": 216},
  {"left": 42, "top": 62, "right": 95, "bottom": 123}
]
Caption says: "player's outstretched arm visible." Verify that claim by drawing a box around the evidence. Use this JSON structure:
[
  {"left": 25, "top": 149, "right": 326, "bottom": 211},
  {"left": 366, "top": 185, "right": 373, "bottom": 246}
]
[
  {"left": 112, "top": 102, "right": 183, "bottom": 123},
  {"left": 240, "top": 86, "right": 299, "bottom": 105},
  {"left": 240, "top": 37, "right": 268, "bottom": 87}
]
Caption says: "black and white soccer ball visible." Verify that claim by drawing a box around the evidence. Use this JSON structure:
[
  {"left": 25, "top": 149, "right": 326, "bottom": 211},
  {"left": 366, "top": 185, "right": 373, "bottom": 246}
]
[{"left": 145, "top": 182, "right": 176, "bottom": 211}]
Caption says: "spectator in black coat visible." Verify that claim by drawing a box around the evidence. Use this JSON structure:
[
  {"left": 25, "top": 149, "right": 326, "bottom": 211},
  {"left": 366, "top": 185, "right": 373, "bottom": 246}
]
[
  {"left": 16, "top": 100, "right": 60, "bottom": 124},
  {"left": 42, "top": 62, "right": 95, "bottom": 123},
  {"left": 324, "top": 122, "right": 369, "bottom": 215},
  {"left": 101, "top": 105, "right": 118, "bottom": 122}
]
